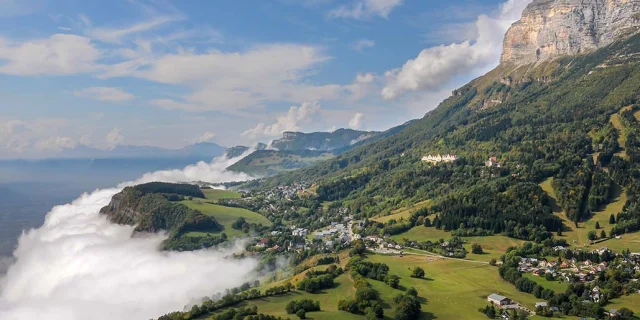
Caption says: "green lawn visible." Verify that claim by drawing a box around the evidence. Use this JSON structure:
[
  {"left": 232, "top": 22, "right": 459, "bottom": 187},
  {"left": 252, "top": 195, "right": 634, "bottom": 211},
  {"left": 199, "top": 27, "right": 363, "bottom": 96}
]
[
  {"left": 180, "top": 199, "right": 271, "bottom": 238},
  {"left": 539, "top": 177, "right": 639, "bottom": 253},
  {"left": 607, "top": 294, "right": 640, "bottom": 317},
  {"left": 367, "top": 254, "right": 542, "bottom": 320},
  {"left": 202, "top": 189, "right": 242, "bottom": 200},
  {"left": 523, "top": 273, "right": 570, "bottom": 293},
  {"left": 390, "top": 225, "right": 525, "bottom": 263},
  {"left": 371, "top": 200, "right": 431, "bottom": 224},
  {"left": 389, "top": 225, "right": 452, "bottom": 243}
]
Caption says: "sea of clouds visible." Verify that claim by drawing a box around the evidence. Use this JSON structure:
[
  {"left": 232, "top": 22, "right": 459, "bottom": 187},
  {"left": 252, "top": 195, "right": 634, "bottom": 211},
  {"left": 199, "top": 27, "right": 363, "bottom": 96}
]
[{"left": 0, "top": 151, "right": 259, "bottom": 320}]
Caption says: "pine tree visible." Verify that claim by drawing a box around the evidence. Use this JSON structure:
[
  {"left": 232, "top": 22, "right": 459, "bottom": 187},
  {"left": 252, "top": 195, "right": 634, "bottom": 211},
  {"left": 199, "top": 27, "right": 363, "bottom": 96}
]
[
  {"left": 595, "top": 221, "right": 600, "bottom": 229},
  {"left": 609, "top": 214, "right": 616, "bottom": 224},
  {"left": 601, "top": 230, "right": 607, "bottom": 239}
]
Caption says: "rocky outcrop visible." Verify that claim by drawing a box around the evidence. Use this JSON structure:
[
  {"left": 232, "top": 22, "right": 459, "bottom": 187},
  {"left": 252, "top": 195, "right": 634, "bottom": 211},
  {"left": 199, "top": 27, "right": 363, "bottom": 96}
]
[{"left": 502, "top": 0, "right": 640, "bottom": 65}]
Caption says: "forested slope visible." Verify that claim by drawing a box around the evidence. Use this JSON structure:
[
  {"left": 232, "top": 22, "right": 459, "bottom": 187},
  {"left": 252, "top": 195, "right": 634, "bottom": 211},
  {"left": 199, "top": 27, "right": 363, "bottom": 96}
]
[{"left": 248, "top": 33, "right": 640, "bottom": 240}]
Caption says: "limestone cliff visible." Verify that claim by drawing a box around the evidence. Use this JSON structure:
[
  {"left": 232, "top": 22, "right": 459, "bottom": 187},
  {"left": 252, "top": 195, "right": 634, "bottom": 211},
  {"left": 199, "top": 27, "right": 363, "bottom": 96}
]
[{"left": 502, "top": 0, "right": 640, "bottom": 65}]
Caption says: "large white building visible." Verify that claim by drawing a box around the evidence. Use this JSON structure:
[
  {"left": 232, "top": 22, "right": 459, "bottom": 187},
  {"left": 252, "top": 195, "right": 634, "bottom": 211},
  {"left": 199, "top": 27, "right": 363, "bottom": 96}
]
[{"left": 422, "top": 154, "right": 458, "bottom": 164}]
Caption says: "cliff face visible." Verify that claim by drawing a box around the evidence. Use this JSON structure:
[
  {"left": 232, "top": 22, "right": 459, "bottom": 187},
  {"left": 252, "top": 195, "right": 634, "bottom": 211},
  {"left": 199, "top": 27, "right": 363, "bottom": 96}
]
[{"left": 502, "top": 0, "right": 640, "bottom": 65}]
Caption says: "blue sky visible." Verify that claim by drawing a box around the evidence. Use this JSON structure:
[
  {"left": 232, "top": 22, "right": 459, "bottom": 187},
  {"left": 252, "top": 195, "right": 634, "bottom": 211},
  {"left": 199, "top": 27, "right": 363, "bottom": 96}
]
[{"left": 0, "top": 0, "right": 532, "bottom": 158}]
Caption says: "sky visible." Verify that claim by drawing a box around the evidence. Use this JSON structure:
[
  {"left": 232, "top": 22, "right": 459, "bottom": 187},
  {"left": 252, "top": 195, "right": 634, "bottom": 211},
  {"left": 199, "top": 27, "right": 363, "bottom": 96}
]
[{"left": 0, "top": 0, "right": 532, "bottom": 158}]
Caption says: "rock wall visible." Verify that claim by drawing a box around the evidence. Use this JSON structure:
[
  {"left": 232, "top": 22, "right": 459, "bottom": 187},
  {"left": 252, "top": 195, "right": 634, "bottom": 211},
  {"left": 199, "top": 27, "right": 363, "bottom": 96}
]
[{"left": 502, "top": 0, "right": 640, "bottom": 65}]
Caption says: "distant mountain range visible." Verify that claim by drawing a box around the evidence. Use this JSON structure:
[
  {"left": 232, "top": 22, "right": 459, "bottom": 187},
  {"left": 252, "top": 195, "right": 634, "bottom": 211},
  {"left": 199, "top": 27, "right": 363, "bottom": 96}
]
[
  {"left": 55, "top": 142, "right": 228, "bottom": 160},
  {"left": 227, "top": 127, "right": 411, "bottom": 177}
]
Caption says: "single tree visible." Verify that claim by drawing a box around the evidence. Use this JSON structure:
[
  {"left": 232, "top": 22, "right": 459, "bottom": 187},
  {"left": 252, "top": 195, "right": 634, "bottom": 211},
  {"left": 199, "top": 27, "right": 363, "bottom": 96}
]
[
  {"left": 588, "top": 231, "right": 597, "bottom": 241},
  {"left": 595, "top": 221, "right": 600, "bottom": 229},
  {"left": 410, "top": 266, "right": 425, "bottom": 279},
  {"left": 600, "top": 230, "right": 607, "bottom": 239},
  {"left": 609, "top": 214, "right": 616, "bottom": 224},
  {"left": 296, "top": 309, "right": 306, "bottom": 319},
  {"left": 472, "top": 243, "right": 484, "bottom": 254}
]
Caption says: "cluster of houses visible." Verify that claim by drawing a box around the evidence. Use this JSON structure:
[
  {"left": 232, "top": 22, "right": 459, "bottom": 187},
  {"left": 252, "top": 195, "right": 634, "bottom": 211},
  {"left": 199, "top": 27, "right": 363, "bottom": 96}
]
[
  {"left": 363, "top": 235, "right": 403, "bottom": 251},
  {"left": 263, "top": 182, "right": 311, "bottom": 200},
  {"left": 313, "top": 221, "right": 360, "bottom": 249},
  {"left": 518, "top": 247, "right": 640, "bottom": 285},
  {"left": 421, "top": 154, "right": 458, "bottom": 164}
]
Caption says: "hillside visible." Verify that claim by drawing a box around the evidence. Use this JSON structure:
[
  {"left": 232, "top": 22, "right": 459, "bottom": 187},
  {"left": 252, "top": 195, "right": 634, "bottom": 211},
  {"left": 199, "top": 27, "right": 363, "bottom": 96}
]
[
  {"left": 156, "top": 1, "right": 640, "bottom": 319},
  {"left": 270, "top": 129, "right": 378, "bottom": 151},
  {"left": 227, "top": 149, "right": 335, "bottom": 177},
  {"left": 228, "top": 124, "right": 411, "bottom": 177},
  {"left": 257, "top": 29, "right": 639, "bottom": 212}
]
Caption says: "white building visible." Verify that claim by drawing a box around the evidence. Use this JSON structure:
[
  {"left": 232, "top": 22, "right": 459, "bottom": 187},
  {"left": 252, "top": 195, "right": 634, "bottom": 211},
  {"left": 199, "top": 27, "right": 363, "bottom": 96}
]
[{"left": 421, "top": 154, "right": 458, "bottom": 164}]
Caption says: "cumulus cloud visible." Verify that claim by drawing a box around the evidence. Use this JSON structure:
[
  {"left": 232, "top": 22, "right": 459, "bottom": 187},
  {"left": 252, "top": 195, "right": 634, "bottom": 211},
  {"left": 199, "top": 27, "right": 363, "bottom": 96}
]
[
  {"left": 0, "top": 152, "right": 258, "bottom": 320},
  {"left": 105, "top": 128, "right": 124, "bottom": 149},
  {"left": 348, "top": 112, "right": 365, "bottom": 129},
  {"left": 0, "top": 34, "right": 100, "bottom": 76},
  {"left": 117, "top": 44, "right": 340, "bottom": 112},
  {"left": 195, "top": 131, "right": 216, "bottom": 143},
  {"left": 350, "top": 39, "right": 375, "bottom": 52},
  {"left": 73, "top": 86, "right": 135, "bottom": 102},
  {"left": 0, "top": 118, "right": 70, "bottom": 154},
  {"left": 241, "top": 102, "right": 321, "bottom": 140},
  {"left": 329, "top": 0, "right": 403, "bottom": 19},
  {"left": 381, "top": 0, "right": 531, "bottom": 100}
]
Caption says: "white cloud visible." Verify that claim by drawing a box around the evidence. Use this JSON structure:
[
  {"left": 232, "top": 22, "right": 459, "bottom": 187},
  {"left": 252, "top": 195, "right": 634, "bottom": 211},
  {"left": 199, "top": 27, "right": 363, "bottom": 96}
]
[
  {"left": 105, "top": 128, "right": 124, "bottom": 149},
  {"left": 73, "top": 87, "right": 135, "bottom": 102},
  {"left": 0, "top": 154, "right": 257, "bottom": 320},
  {"left": 381, "top": 0, "right": 531, "bottom": 100},
  {"left": 35, "top": 136, "right": 78, "bottom": 151},
  {"left": 107, "top": 44, "right": 349, "bottom": 112},
  {"left": 242, "top": 102, "right": 321, "bottom": 140},
  {"left": 329, "top": 0, "right": 403, "bottom": 20},
  {"left": 350, "top": 39, "right": 375, "bottom": 52},
  {"left": 195, "top": 131, "right": 216, "bottom": 143},
  {"left": 348, "top": 112, "right": 365, "bottom": 129},
  {"left": 88, "top": 15, "right": 183, "bottom": 44},
  {"left": 0, "top": 118, "right": 71, "bottom": 154},
  {"left": 0, "top": 34, "right": 100, "bottom": 76}
]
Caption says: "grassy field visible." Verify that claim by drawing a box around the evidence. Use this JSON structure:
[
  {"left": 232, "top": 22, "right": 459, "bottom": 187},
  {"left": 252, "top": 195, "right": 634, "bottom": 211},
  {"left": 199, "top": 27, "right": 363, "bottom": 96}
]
[
  {"left": 610, "top": 108, "right": 630, "bottom": 160},
  {"left": 202, "top": 189, "right": 242, "bottom": 200},
  {"left": 389, "top": 225, "right": 452, "bottom": 243},
  {"left": 539, "top": 178, "right": 640, "bottom": 253},
  {"left": 371, "top": 200, "right": 431, "bottom": 224},
  {"left": 462, "top": 236, "right": 526, "bottom": 262},
  {"left": 523, "top": 273, "right": 570, "bottom": 293},
  {"left": 197, "top": 273, "right": 361, "bottom": 320},
  {"left": 181, "top": 199, "right": 271, "bottom": 238},
  {"left": 367, "top": 254, "right": 542, "bottom": 320}
]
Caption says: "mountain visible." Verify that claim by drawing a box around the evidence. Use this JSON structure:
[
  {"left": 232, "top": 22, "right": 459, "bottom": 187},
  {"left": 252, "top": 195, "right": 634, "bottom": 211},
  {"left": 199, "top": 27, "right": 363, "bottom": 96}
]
[
  {"left": 54, "top": 142, "right": 227, "bottom": 160},
  {"left": 225, "top": 143, "right": 267, "bottom": 159},
  {"left": 270, "top": 129, "right": 379, "bottom": 151},
  {"left": 502, "top": 0, "right": 640, "bottom": 65},
  {"left": 249, "top": 3, "right": 640, "bottom": 238},
  {"left": 227, "top": 126, "right": 408, "bottom": 177},
  {"left": 227, "top": 149, "right": 334, "bottom": 177}
]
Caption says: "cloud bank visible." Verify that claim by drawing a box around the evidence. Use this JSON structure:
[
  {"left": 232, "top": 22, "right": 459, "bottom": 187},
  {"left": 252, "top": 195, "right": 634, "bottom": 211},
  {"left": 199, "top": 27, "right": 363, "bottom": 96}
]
[
  {"left": 0, "top": 152, "right": 258, "bottom": 320},
  {"left": 381, "top": 0, "right": 531, "bottom": 100},
  {"left": 241, "top": 102, "right": 321, "bottom": 140}
]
